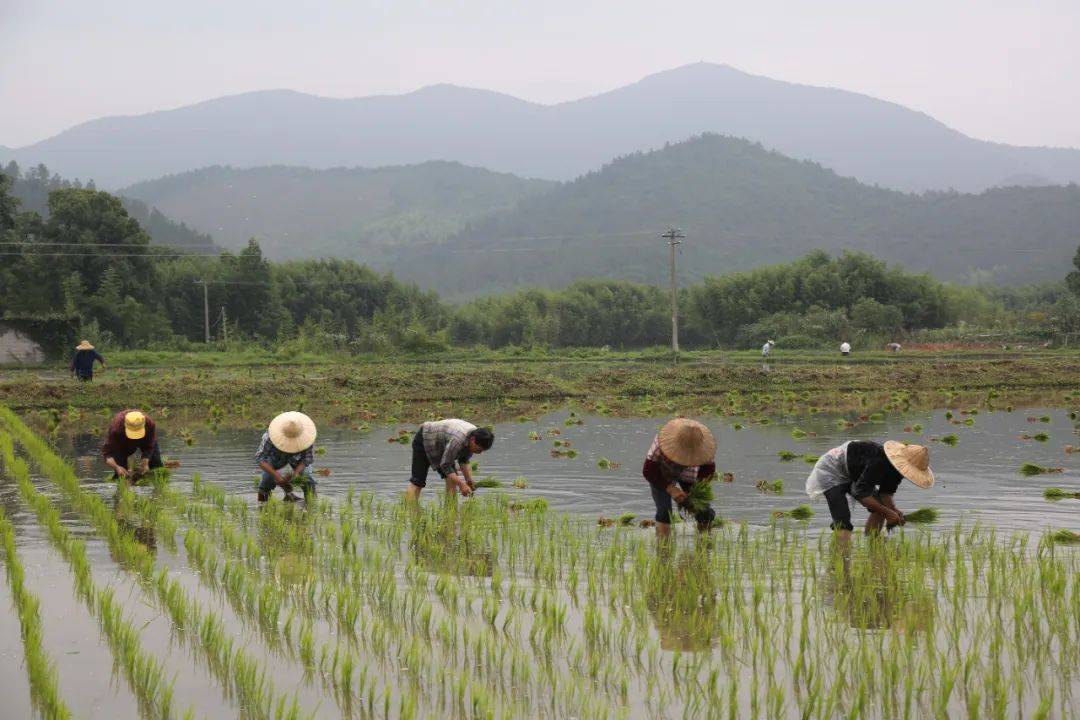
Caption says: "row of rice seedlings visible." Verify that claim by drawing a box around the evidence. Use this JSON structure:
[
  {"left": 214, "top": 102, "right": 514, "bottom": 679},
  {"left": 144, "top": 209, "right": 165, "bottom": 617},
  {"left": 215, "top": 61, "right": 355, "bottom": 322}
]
[
  {"left": 0, "top": 409, "right": 311, "bottom": 720},
  {"left": 0, "top": 483, "right": 72, "bottom": 720},
  {"left": 130, "top": 480, "right": 387, "bottom": 717},
  {"left": 187, "top": 483, "right": 609, "bottom": 716},
  {"left": 0, "top": 432, "right": 175, "bottom": 720}
]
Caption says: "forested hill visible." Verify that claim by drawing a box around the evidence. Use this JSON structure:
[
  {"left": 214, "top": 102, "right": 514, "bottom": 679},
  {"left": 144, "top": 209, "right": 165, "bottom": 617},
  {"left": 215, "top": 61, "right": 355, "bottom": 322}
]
[
  {"left": 389, "top": 135, "right": 1080, "bottom": 295},
  {"left": 120, "top": 162, "right": 554, "bottom": 260},
  {"left": 4, "top": 162, "right": 215, "bottom": 251}
]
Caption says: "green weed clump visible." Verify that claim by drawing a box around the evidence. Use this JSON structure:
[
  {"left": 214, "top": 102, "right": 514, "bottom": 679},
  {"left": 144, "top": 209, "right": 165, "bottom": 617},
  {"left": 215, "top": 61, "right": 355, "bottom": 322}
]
[
  {"left": 904, "top": 508, "right": 940, "bottom": 524},
  {"left": 1043, "top": 488, "right": 1080, "bottom": 501}
]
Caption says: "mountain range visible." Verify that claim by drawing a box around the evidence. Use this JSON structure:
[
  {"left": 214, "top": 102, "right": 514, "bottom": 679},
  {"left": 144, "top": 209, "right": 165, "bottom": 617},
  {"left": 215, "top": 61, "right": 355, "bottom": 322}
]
[{"left": 5, "top": 63, "right": 1080, "bottom": 192}]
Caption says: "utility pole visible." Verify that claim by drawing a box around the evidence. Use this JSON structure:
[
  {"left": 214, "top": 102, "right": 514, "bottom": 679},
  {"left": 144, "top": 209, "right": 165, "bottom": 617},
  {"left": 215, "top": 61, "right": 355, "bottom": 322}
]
[
  {"left": 196, "top": 280, "right": 210, "bottom": 343},
  {"left": 661, "top": 227, "right": 685, "bottom": 358}
]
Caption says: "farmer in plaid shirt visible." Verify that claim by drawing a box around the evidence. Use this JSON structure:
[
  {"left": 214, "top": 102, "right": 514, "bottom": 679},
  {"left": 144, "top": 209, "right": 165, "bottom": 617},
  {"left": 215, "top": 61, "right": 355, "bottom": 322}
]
[{"left": 406, "top": 418, "right": 494, "bottom": 500}]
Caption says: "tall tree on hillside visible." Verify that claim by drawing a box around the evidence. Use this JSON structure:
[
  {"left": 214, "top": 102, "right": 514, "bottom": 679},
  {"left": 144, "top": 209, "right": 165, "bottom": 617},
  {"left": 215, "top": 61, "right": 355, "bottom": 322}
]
[{"left": 1068, "top": 244, "right": 1080, "bottom": 296}]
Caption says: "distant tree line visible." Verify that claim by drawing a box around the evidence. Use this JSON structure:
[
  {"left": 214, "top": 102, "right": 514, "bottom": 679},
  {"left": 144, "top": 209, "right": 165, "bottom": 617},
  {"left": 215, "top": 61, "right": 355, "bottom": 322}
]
[{"left": 1, "top": 175, "right": 1077, "bottom": 355}]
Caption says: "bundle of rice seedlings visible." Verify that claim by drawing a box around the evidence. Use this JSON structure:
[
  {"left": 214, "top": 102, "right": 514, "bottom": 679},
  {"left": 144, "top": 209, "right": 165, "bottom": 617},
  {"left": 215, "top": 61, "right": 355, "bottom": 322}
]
[
  {"left": 904, "top": 508, "right": 940, "bottom": 524},
  {"left": 772, "top": 505, "right": 814, "bottom": 521},
  {"left": 803, "top": 454, "right": 820, "bottom": 464},
  {"left": 617, "top": 513, "right": 636, "bottom": 526},
  {"left": 1043, "top": 488, "right": 1080, "bottom": 501},
  {"left": 473, "top": 477, "right": 502, "bottom": 489},
  {"left": 755, "top": 479, "right": 784, "bottom": 495},
  {"left": 596, "top": 457, "right": 612, "bottom": 469},
  {"left": 791, "top": 428, "right": 807, "bottom": 440},
  {"left": 679, "top": 477, "right": 715, "bottom": 518},
  {"left": 512, "top": 476, "right": 528, "bottom": 489},
  {"left": 1020, "top": 463, "right": 1063, "bottom": 477},
  {"left": 940, "top": 435, "right": 959, "bottom": 446},
  {"left": 777, "top": 450, "right": 797, "bottom": 462},
  {"left": 1034, "top": 432, "right": 1050, "bottom": 442},
  {"left": 1049, "top": 529, "right": 1080, "bottom": 544}
]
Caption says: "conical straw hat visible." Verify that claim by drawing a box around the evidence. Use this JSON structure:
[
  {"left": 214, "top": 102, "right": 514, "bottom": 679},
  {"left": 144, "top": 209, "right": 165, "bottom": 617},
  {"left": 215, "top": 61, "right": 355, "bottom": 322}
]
[
  {"left": 269, "top": 411, "right": 317, "bottom": 454},
  {"left": 75, "top": 340, "right": 94, "bottom": 350},
  {"left": 884, "top": 441, "right": 935, "bottom": 489},
  {"left": 658, "top": 418, "right": 716, "bottom": 467}
]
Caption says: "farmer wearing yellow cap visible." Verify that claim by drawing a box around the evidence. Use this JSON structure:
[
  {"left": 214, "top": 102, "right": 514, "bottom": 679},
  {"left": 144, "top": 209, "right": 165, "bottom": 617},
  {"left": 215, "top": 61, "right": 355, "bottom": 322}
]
[
  {"left": 255, "top": 412, "right": 318, "bottom": 502},
  {"left": 102, "top": 410, "right": 161, "bottom": 479},
  {"left": 643, "top": 418, "right": 718, "bottom": 538},
  {"left": 805, "top": 440, "right": 934, "bottom": 539}
]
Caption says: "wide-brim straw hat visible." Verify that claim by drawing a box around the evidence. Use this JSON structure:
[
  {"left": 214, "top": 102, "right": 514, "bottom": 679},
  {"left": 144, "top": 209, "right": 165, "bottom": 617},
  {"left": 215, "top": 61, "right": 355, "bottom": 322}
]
[
  {"left": 269, "top": 411, "right": 317, "bottom": 454},
  {"left": 884, "top": 441, "right": 935, "bottom": 489},
  {"left": 658, "top": 418, "right": 716, "bottom": 467},
  {"left": 75, "top": 340, "right": 95, "bottom": 350}
]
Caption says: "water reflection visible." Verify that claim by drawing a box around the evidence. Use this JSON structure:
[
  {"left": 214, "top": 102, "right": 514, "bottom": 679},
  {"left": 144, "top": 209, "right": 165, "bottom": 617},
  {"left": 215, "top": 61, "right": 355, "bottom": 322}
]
[
  {"left": 111, "top": 487, "right": 157, "bottom": 555},
  {"left": 409, "top": 500, "right": 495, "bottom": 578},
  {"left": 825, "top": 540, "right": 935, "bottom": 633},
  {"left": 644, "top": 540, "right": 719, "bottom": 652}
]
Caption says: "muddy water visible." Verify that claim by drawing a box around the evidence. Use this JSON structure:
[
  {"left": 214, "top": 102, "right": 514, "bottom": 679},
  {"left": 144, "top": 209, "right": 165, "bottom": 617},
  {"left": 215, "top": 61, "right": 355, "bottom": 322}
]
[{"left": 101, "top": 406, "right": 1080, "bottom": 533}]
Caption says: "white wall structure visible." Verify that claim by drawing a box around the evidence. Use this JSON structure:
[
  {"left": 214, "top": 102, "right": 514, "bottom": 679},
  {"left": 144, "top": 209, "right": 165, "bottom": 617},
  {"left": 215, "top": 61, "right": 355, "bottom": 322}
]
[{"left": 0, "top": 326, "right": 46, "bottom": 364}]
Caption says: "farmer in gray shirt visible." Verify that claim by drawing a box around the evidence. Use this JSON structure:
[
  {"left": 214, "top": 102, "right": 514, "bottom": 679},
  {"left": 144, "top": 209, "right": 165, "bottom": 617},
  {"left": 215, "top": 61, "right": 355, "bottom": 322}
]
[{"left": 406, "top": 418, "right": 495, "bottom": 500}]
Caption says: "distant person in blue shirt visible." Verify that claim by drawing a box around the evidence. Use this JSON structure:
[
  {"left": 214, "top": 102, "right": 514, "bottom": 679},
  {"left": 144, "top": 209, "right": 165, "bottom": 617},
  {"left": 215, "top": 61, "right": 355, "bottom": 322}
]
[{"left": 70, "top": 340, "right": 106, "bottom": 381}]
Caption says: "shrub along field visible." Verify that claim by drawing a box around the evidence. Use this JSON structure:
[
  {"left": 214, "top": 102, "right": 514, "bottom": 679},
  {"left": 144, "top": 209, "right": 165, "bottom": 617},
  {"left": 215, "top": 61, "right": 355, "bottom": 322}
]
[{"left": 0, "top": 405, "right": 1078, "bottom": 718}]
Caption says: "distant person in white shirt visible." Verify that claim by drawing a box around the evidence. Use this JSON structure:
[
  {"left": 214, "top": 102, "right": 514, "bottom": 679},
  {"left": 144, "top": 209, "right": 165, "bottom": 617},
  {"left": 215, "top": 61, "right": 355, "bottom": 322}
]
[
  {"left": 761, "top": 340, "right": 774, "bottom": 357},
  {"left": 840, "top": 341, "right": 851, "bottom": 356},
  {"left": 886, "top": 342, "right": 902, "bottom": 353}
]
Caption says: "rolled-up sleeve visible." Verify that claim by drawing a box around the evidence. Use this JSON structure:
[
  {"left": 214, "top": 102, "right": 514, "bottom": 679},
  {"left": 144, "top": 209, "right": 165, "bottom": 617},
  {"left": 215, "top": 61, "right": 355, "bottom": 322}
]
[{"left": 254, "top": 434, "right": 272, "bottom": 467}]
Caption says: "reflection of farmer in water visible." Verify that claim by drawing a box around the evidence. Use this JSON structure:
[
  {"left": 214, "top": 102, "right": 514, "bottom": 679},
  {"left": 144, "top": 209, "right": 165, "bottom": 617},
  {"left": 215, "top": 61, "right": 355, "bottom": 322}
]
[
  {"left": 824, "top": 542, "right": 935, "bottom": 633},
  {"left": 408, "top": 501, "right": 494, "bottom": 577},
  {"left": 644, "top": 541, "right": 718, "bottom": 652}
]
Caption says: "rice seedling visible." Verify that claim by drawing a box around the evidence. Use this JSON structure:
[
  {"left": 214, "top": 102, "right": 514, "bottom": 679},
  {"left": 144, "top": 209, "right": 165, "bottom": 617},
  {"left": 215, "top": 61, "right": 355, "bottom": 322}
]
[
  {"left": 0, "top": 504, "right": 72, "bottom": 720},
  {"left": 596, "top": 457, "right": 620, "bottom": 469},
  {"left": 791, "top": 428, "right": 807, "bottom": 440},
  {"left": 755, "top": 479, "right": 784, "bottom": 495},
  {"left": 678, "top": 477, "right": 714, "bottom": 518},
  {"left": 472, "top": 477, "right": 502, "bottom": 489},
  {"left": 512, "top": 476, "right": 529, "bottom": 489},
  {"left": 1043, "top": 488, "right": 1080, "bottom": 501},
  {"left": 803, "top": 454, "right": 820, "bottom": 464},
  {"left": 777, "top": 450, "right": 797, "bottom": 462},
  {"left": 1034, "top": 432, "right": 1050, "bottom": 442},
  {"left": 904, "top": 507, "right": 940, "bottom": 524},
  {"left": 732, "top": 423, "right": 743, "bottom": 430},
  {"left": 617, "top": 513, "right": 636, "bottom": 526},
  {"left": 1020, "top": 463, "right": 1064, "bottom": 476},
  {"left": 1040, "top": 416, "right": 1052, "bottom": 423},
  {"left": 315, "top": 446, "right": 327, "bottom": 456},
  {"left": 941, "top": 434, "right": 959, "bottom": 446},
  {"left": 314, "top": 467, "right": 332, "bottom": 476},
  {"left": 528, "top": 431, "right": 541, "bottom": 441},
  {"left": 772, "top": 504, "right": 814, "bottom": 520}
]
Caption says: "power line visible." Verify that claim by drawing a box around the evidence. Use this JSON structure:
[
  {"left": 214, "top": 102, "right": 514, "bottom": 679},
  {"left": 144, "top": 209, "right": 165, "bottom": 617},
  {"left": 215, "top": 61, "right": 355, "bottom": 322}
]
[{"left": 0, "top": 241, "right": 219, "bottom": 249}]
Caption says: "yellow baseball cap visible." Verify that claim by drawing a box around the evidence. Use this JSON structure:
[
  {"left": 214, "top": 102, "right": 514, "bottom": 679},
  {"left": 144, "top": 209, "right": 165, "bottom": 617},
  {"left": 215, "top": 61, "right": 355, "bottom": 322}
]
[{"left": 124, "top": 411, "right": 146, "bottom": 440}]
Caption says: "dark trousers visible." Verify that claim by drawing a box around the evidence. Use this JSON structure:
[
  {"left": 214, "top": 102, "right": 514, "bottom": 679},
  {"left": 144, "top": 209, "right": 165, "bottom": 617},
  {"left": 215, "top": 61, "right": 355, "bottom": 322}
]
[
  {"left": 650, "top": 480, "right": 692, "bottom": 523},
  {"left": 107, "top": 441, "right": 162, "bottom": 478},
  {"left": 824, "top": 484, "right": 855, "bottom": 531},
  {"left": 408, "top": 428, "right": 434, "bottom": 488}
]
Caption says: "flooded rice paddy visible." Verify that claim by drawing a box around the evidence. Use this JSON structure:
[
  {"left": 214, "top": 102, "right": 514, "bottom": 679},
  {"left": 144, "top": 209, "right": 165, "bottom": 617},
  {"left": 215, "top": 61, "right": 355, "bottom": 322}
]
[{"left": 1, "top": 403, "right": 1078, "bottom": 719}]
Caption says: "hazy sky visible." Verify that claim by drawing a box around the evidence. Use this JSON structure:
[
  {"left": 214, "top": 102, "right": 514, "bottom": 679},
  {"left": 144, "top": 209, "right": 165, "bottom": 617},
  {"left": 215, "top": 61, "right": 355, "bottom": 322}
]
[{"left": 2, "top": 0, "right": 1077, "bottom": 149}]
